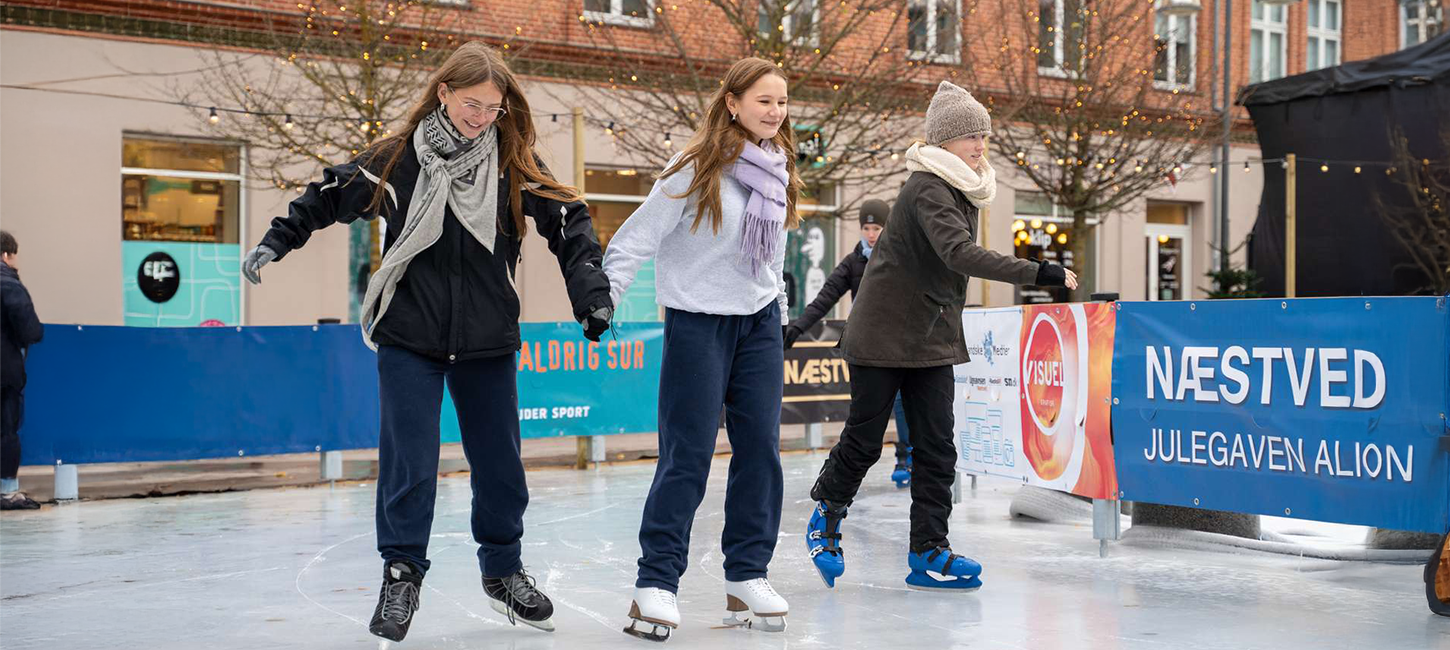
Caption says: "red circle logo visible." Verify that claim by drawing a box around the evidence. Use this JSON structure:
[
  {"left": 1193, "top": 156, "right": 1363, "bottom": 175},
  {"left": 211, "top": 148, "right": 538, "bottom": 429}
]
[
  {"left": 1023, "top": 318, "right": 1064, "bottom": 431},
  {"left": 1022, "top": 312, "right": 1077, "bottom": 482}
]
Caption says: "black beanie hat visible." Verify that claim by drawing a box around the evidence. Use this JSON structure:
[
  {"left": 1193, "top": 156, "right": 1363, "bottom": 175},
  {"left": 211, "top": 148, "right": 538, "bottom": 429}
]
[{"left": 859, "top": 199, "right": 889, "bottom": 226}]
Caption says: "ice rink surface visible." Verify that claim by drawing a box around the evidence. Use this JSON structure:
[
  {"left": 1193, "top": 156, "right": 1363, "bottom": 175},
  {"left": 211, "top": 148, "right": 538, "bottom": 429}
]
[{"left": 2, "top": 451, "right": 1446, "bottom": 649}]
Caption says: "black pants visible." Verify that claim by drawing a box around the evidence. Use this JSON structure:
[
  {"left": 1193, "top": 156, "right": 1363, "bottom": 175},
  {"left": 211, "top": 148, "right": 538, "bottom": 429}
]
[
  {"left": 375, "top": 346, "right": 528, "bottom": 579},
  {"left": 1, "top": 387, "right": 22, "bottom": 480},
  {"left": 811, "top": 364, "right": 956, "bottom": 553}
]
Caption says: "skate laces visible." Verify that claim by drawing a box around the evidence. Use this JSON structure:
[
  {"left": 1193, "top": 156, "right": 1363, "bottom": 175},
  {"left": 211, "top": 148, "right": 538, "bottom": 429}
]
[
  {"left": 380, "top": 579, "right": 419, "bottom": 623},
  {"left": 748, "top": 579, "right": 779, "bottom": 599},
  {"left": 499, "top": 569, "right": 543, "bottom": 625}
]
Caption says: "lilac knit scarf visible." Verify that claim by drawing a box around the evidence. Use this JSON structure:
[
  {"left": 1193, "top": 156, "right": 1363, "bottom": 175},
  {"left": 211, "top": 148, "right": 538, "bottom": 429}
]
[{"left": 731, "top": 140, "right": 790, "bottom": 275}]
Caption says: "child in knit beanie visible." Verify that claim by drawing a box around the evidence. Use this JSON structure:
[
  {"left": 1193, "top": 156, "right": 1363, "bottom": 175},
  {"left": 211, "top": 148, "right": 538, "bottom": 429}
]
[{"left": 805, "top": 80, "right": 1075, "bottom": 594}]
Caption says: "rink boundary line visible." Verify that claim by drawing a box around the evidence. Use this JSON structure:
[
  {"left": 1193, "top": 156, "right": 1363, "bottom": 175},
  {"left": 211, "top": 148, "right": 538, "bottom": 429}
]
[{"left": 295, "top": 531, "right": 372, "bottom": 628}]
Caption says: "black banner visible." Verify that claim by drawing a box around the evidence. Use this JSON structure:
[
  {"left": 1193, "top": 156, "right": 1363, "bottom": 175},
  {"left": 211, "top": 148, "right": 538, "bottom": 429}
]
[{"left": 782, "top": 320, "right": 852, "bottom": 425}]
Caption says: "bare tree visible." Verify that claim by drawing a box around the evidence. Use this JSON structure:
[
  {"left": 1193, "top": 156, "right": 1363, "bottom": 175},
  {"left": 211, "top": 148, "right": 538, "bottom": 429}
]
[
  {"left": 1376, "top": 124, "right": 1450, "bottom": 295},
  {"left": 169, "top": 1, "right": 483, "bottom": 321},
  {"left": 568, "top": 0, "right": 941, "bottom": 212},
  {"left": 959, "top": 0, "right": 1216, "bottom": 297}
]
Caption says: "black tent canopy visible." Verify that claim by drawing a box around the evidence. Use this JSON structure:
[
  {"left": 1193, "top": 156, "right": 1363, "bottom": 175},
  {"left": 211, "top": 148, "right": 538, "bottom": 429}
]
[{"left": 1241, "top": 31, "right": 1450, "bottom": 296}]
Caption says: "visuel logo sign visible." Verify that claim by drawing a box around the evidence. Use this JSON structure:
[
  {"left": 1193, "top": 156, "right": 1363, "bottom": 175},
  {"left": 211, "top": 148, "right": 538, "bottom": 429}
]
[{"left": 1021, "top": 309, "right": 1086, "bottom": 483}]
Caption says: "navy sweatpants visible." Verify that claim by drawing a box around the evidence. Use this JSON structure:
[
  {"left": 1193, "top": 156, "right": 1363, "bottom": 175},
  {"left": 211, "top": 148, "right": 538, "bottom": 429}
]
[
  {"left": 635, "top": 302, "right": 785, "bottom": 593},
  {"left": 375, "top": 346, "right": 529, "bottom": 579}
]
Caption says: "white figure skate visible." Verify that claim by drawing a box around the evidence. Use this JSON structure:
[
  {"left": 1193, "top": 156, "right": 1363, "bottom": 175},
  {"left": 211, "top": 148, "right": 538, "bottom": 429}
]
[
  {"left": 623, "top": 586, "right": 679, "bottom": 642},
  {"left": 722, "top": 578, "right": 788, "bottom": 632}
]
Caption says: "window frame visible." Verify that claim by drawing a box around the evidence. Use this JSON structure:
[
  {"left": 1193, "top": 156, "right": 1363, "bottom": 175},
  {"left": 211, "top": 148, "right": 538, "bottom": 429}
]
[
  {"left": 759, "top": 0, "right": 822, "bottom": 47},
  {"left": 1152, "top": 12, "right": 1197, "bottom": 90},
  {"left": 907, "top": 0, "right": 964, "bottom": 65},
  {"left": 1249, "top": 0, "right": 1289, "bottom": 84},
  {"left": 1037, "top": 0, "right": 1088, "bottom": 79},
  {"left": 1401, "top": 0, "right": 1445, "bottom": 49},
  {"left": 1305, "top": 0, "right": 1342, "bottom": 72},
  {"left": 583, "top": 0, "right": 655, "bottom": 29},
  {"left": 120, "top": 133, "right": 249, "bottom": 324}
]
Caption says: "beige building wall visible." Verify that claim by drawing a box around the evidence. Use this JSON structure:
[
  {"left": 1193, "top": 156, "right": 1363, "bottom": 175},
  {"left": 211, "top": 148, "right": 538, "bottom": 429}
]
[
  {"left": 2, "top": 29, "right": 1270, "bottom": 329},
  {"left": 1, "top": 30, "right": 351, "bottom": 326}
]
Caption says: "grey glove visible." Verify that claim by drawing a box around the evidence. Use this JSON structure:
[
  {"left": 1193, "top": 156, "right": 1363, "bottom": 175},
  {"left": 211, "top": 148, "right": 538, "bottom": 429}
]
[
  {"left": 242, "top": 245, "right": 277, "bottom": 285},
  {"left": 581, "top": 305, "right": 613, "bottom": 342}
]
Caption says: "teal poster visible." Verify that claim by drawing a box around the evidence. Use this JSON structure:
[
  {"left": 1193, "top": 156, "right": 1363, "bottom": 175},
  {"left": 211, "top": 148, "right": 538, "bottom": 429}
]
[
  {"left": 122, "top": 241, "right": 241, "bottom": 327},
  {"left": 440, "top": 322, "right": 664, "bottom": 440}
]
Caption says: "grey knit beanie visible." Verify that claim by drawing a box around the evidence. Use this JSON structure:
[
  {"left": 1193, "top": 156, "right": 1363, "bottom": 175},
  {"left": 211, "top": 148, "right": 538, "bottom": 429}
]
[{"left": 925, "top": 81, "right": 991, "bottom": 146}]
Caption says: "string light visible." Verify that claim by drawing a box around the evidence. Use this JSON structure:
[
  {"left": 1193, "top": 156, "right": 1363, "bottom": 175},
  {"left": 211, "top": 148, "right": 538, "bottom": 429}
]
[
  {"left": 283, "top": 114, "right": 294, "bottom": 130},
  {"left": 1354, "top": 166, "right": 1361, "bottom": 174},
  {"left": 1209, "top": 164, "right": 1217, "bottom": 174},
  {"left": 663, "top": 133, "right": 672, "bottom": 148},
  {"left": 1243, "top": 162, "right": 1251, "bottom": 173},
  {"left": 1320, "top": 164, "right": 1329, "bottom": 173},
  {"left": 605, "top": 121, "right": 615, "bottom": 136},
  {"left": 208, "top": 107, "right": 220, "bottom": 124}
]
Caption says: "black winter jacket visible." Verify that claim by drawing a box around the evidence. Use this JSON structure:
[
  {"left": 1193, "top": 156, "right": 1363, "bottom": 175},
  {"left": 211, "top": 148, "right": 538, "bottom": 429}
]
[
  {"left": 789, "top": 242, "right": 867, "bottom": 334},
  {"left": 0, "top": 263, "right": 44, "bottom": 389},
  {"left": 260, "top": 143, "right": 610, "bottom": 361},
  {"left": 842, "top": 172, "right": 1044, "bottom": 368}
]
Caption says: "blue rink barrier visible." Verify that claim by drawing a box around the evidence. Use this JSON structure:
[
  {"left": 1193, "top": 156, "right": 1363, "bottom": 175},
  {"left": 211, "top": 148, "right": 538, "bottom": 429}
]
[
  {"left": 1111, "top": 297, "right": 1450, "bottom": 534},
  {"left": 19, "top": 323, "right": 662, "bottom": 466}
]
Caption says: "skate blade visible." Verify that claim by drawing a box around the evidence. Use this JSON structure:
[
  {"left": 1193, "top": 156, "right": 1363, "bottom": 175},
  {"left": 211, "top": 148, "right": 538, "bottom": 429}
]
[
  {"left": 488, "top": 598, "right": 556, "bottom": 632},
  {"left": 623, "top": 619, "right": 673, "bottom": 642},
  {"left": 722, "top": 613, "right": 787, "bottom": 632}
]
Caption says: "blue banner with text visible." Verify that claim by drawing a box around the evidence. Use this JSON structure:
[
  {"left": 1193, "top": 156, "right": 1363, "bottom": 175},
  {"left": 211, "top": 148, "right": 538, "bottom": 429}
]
[{"left": 1111, "top": 297, "right": 1450, "bottom": 533}]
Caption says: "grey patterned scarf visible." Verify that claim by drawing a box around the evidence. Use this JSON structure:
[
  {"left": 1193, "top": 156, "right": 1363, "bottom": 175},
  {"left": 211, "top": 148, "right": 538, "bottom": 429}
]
[{"left": 360, "top": 105, "right": 500, "bottom": 350}]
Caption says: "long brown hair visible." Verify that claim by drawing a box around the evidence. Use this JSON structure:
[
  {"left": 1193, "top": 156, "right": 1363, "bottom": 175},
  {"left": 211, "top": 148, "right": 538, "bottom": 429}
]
[
  {"left": 660, "top": 58, "right": 803, "bottom": 234},
  {"left": 363, "top": 41, "right": 578, "bottom": 236}
]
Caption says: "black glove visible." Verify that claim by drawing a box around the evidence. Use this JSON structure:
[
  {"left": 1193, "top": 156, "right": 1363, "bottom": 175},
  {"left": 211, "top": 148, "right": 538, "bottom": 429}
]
[
  {"left": 1035, "top": 260, "right": 1067, "bottom": 287},
  {"left": 242, "top": 244, "right": 277, "bottom": 285},
  {"left": 783, "top": 324, "right": 803, "bottom": 350},
  {"left": 581, "top": 304, "right": 613, "bottom": 342}
]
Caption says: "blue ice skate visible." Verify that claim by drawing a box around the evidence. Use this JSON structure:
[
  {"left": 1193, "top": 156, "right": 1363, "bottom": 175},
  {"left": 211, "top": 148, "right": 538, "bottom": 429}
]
[
  {"left": 805, "top": 500, "right": 848, "bottom": 588},
  {"left": 906, "top": 547, "right": 982, "bottom": 592},
  {"left": 891, "top": 449, "right": 913, "bottom": 489}
]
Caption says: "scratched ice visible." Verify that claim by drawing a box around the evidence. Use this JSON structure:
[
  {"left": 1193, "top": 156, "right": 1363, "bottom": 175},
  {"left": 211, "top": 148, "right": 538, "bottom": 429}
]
[{"left": 1, "top": 453, "right": 1444, "bottom": 649}]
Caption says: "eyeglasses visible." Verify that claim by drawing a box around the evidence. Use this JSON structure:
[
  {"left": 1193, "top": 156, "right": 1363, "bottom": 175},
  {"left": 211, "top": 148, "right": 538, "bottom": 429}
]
[{"left": 444, "top": 85, "right": 507, "bottom": 120}]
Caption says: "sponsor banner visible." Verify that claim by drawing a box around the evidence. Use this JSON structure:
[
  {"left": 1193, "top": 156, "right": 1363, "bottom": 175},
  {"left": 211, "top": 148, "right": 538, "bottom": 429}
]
[
  {"left": 1112, "top": 298, "right": 1450, "bottom": 533},
  {"left": 955, "top": 303, "right": 1118, "bottom": 499},
  {"left": 782, "top": 320, "right": 852, "bottom": 425},
  {"left": 442, "top": 322, "right": 664, "bottom": 441}
]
